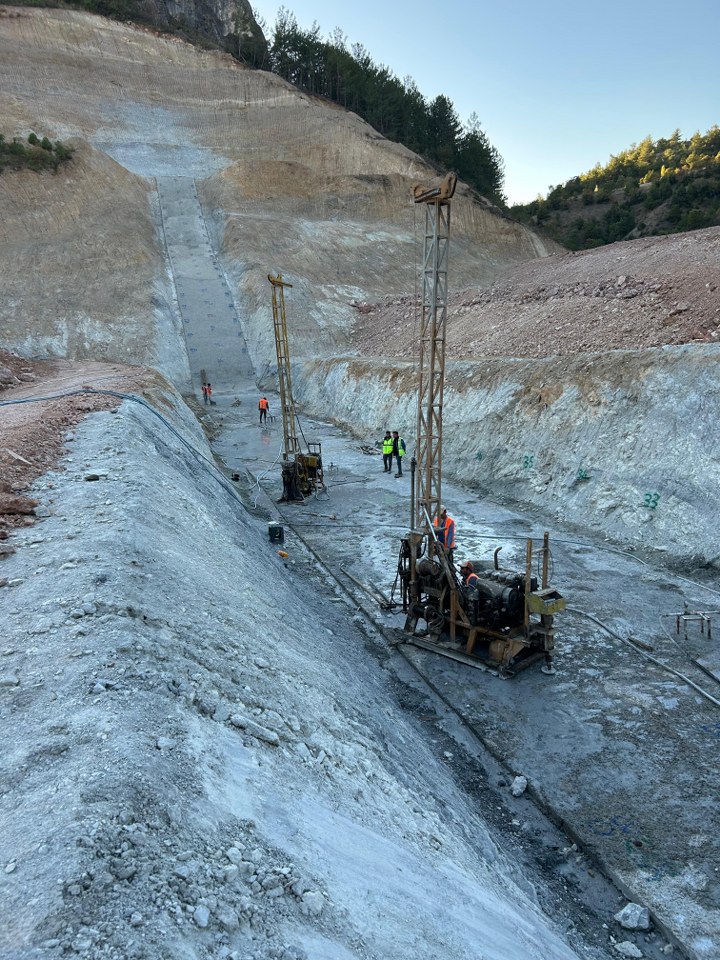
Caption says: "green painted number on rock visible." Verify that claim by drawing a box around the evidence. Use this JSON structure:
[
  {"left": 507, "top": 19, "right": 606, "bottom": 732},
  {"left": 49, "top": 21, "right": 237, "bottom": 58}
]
[
  {"left": 576, "top": 468, "right": 589, "bottom": 481},
  {"left": 644, "top": 492, "right": 660, "bottom": 510},
  {"left": 475, "top": 451, "right": 483, "bottom": 462},
  {"left": 523, "top": 455, "right": 534, "bottom": 469}
]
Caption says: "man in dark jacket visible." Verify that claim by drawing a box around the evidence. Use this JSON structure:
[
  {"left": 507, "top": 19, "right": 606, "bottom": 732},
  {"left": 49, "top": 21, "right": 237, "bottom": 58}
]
[{"left": 392, "top": 431, "right": 406, "bottom": 477}]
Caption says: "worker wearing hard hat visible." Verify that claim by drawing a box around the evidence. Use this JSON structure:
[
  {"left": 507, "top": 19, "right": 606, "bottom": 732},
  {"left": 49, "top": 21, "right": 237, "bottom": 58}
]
[
  {"left": 460, "top": 560, "right": 479, "bottom": 588},
  {"left": 434, "top": 505, "right": 456, "bottom": 564}
]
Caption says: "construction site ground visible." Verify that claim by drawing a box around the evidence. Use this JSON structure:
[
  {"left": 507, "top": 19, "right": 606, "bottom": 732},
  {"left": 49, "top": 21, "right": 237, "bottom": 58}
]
[
  {"left": 1, "top": 13, "right": 719, "bottom": 959},
  {"left": 0, "top": 365, "right": 610, "bottom": 960},
  {"left": 208, "top": 382, "right": 720, "bottom": 960}
]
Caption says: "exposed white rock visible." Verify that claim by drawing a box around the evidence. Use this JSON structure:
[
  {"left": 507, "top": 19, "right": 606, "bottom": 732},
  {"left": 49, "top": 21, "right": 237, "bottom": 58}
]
[
  {"left": 615, "top": 902, "right": 651, "bottom": 931},
  {"left": 614, "top": 942, "right": 643, "bottom": 958},
  {"left": 511, "top": 776, "right": 528, "bottom": 797}
]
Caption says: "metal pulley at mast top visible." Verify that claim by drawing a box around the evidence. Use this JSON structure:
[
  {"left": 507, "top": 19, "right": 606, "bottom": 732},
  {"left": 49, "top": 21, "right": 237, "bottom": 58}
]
[{"left": 412, "top": 171, "right": 457, "bottom": 538}]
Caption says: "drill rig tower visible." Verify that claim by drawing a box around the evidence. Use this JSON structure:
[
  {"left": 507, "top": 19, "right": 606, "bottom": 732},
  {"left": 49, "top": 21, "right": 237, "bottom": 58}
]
[
  {"left": 267, "top": 274, "right": 324, "bottom": 502},
  {"left": 412, "top": 172, "right": 456, "bottom": 539},
  {"left": 397, "top": 175, "right": 565, "bottom": 675}
]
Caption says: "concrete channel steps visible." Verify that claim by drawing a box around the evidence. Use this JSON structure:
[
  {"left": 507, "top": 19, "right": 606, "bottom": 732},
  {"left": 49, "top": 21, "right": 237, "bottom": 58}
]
[{"left": 156, "top": 176, "right": 254, "bottom": 394}]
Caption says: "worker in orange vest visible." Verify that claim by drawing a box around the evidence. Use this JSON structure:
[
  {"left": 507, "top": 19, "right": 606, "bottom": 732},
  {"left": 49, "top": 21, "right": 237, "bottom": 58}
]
[
  {"left": 259, "top": 395, "right": 270, "bottom": 424},
  {"left": 460, "top": 560, "right": 479, "bottom": 588},
  {"left": 433, "top": 505, "right": 456, "bottom": 564}
]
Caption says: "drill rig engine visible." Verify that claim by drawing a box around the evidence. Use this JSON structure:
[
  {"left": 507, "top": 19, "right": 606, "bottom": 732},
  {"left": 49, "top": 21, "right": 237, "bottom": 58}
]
[{"left": 398, "top": 532, "right": 565, "bottom": 675}]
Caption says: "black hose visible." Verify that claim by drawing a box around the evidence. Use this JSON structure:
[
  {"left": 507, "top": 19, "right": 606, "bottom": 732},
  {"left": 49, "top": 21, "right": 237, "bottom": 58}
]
[
  {"left": 566, "top": 606, "right": 720, "bottom": 710},
  {"left": 1, "top": 387, "right": 248, "bottom": 511}
]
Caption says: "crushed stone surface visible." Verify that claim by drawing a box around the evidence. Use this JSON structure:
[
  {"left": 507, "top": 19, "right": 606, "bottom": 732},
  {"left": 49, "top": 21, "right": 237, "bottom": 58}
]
[
  {"left": 0, "top": 394, "right": 593, "bottom": 960},
  {"left": 351, "top": 226, "right": 720, "bottom": 359}
]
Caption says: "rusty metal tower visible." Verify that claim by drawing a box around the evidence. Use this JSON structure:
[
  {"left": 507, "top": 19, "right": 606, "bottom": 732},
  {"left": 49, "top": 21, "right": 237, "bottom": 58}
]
[
  {"left": 267, "top": 273, "right": 325, "bottom": 502},
  {"left": 268, "top": 273, "right": 301, "bottom": 461},
  {"left": 412, "top": 172, "right": 456, "bottom": 535}
]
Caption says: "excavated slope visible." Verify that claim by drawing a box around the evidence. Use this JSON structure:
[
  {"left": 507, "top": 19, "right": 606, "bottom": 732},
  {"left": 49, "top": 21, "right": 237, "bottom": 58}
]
[
  {"left": 0, "top": 141, "right": 187, "bottom": 381},
  {"left": 0, "top": 7, "right": 553, "bottom": 375},
  {"left": 1, "top": 7, "right": 716, "bottom": 561},
  {"left": 352, "top": 227, "right": 720, "bottom": 359},
  {"left": 292, "top": 228, "right": 720, "bottom": 563}
]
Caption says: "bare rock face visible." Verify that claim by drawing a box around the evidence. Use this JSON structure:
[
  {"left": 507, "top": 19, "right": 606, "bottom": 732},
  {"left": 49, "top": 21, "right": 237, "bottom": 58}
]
[{"left": 156, "top": 0, "right": 268, "bottom": 64}]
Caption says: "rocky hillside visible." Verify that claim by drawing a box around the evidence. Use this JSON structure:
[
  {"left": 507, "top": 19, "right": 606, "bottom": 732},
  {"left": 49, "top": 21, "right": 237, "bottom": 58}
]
[
  {"left": 7, "top": 0, "right": 268, "bottom": 64},
  {"left": 0, "top": 8, "right": 554, "bottom": 375},
  {"left": 1, "top": 7, "right": 717, "bottom": 564},
  {"left": 150, "top": 0, "right": 267, "bottom": 62},
  {"left": 0, "top": 140, "right": 188, "bottom": 381},
  {"left": 293, "top": 227, "right": 720, "bottom": 564},
  {"left": 351, "top": 227, "right": 720, "bottom": 360}
]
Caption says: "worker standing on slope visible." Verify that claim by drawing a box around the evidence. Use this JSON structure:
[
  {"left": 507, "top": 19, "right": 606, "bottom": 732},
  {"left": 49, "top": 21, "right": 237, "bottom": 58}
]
[
  {"left": 382, "top": 431, "right": 393, "bottom": 472},
  {"left": 392, "top": 431, "right": 406, "bottom": 477},
  {"left": 434, "top": 505, "right": 456, "bottom": 564},
  {"left": 259, "top": 395, "right": 269, "bottom": 424}
]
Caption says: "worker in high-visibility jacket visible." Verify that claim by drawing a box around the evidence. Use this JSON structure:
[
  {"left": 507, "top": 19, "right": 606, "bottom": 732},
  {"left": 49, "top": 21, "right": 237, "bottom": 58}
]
[
  {"left": 382, "top": 431, "right": 394, "bottom": 472},
  {"left": 391, "top": 431, "right": 406, "bottom": 477},
  {"left": 460, "top": 560, "right": 479, "bottom": 588},
  {"left": 433, "top": 505, "right": 456, "bottom": 564},
  {"left": 258, "top": 396, "right": 270, "bottom": 424}
]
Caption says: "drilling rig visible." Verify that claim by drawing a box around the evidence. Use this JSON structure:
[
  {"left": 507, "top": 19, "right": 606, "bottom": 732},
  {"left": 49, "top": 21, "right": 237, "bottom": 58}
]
[
  {"left": 267, "top": 274, "right": 324, "bottom": 502},
  {"left": 396, "top": 174, "right": 565, "bottom": 676}
]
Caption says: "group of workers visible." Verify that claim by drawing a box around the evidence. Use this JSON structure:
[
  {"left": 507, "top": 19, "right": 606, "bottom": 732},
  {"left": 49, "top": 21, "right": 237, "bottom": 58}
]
[
  {"left": 254, "top": 399, "right": 473, "bottom": 582},
  {"left": 381, "top": 431, "right": 406, "bottom": 477}
]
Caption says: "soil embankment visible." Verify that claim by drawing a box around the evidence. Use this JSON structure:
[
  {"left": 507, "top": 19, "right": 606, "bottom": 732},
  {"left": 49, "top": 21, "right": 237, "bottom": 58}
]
[
  {"left": 351, "top": 227, "right": 720, "bottom": 359},
  {"left": 0, "top": 8, "right": 553, "bottom": 379}
]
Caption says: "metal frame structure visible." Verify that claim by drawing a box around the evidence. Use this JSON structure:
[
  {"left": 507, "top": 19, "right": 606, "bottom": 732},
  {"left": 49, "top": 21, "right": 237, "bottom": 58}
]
[
  {"left": 414, "top": 193, "right": 451, "bottom": 533},
  {"left": 267, "top": 273, "right": 324, "bottom": 502},
  {"left": 268, "top": 274, "right": 301, "bottom": 461},
  {"left": 397, "top": 173, "right": 564, "bottom": 675},
  {"left": 406, "top": 174, "right": 457, "bottom": 608}
]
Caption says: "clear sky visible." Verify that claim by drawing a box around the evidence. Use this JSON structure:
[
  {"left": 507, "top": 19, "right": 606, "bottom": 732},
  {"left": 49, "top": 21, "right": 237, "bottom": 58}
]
[{"left": 248, "top": 0, "right": 719, "bottom": 204}]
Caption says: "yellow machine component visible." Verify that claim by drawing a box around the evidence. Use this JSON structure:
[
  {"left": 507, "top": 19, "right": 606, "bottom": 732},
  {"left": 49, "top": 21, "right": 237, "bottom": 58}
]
[{"left": 526, "top": 589, "right": 566, "bottom": 617}]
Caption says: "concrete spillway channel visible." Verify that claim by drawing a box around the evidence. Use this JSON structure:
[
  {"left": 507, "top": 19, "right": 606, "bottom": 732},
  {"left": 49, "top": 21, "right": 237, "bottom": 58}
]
[{"left": 155, "top": 176, "right": 254, "bottom": 393}]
